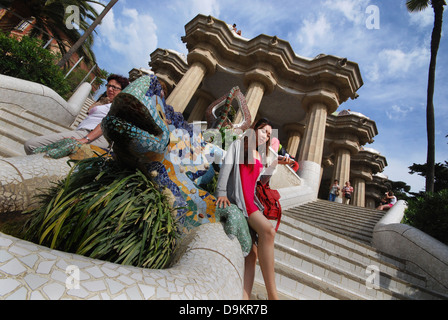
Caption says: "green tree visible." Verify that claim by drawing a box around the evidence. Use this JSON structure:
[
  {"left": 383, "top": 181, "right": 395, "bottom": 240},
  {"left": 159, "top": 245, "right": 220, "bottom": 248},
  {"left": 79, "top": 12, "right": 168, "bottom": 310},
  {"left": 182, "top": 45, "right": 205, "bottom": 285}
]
[
  {"left": 409, "top": 161, "right": 448, "bottom": 193},
  {"left": 406, "top": 0, "right": 447, "bottom": 193},
  {"left": 0, "top": 32, "right": 71, "bottom": 98},
  {"left": 0, "top": 0, "right": 104, "bottom": 67},
  {"left": 403, "top": 190, "right": 448, "bottom": 245}
]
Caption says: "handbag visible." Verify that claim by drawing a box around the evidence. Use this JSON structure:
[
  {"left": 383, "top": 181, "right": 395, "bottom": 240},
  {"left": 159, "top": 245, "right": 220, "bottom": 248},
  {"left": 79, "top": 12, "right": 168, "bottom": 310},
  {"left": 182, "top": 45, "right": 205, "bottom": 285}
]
[
  {"left": 343, "top": 186, "right": 352, "bottom": 199},
  {"left": 256, "top": 181, "right": 282, "bottom": 232}
]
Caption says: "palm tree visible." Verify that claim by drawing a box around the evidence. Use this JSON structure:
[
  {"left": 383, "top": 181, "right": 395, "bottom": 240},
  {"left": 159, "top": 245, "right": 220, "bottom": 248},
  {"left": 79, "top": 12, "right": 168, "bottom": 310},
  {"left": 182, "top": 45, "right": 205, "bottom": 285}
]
[
  {"left": 57, "top": 0, "right": 118, "bottom": 68},
  {"left": 406, "top": 0, "right": 447, "bottom": 193},
  {"left": 0, "top": 0, "right": 104, "bottom": 67}
]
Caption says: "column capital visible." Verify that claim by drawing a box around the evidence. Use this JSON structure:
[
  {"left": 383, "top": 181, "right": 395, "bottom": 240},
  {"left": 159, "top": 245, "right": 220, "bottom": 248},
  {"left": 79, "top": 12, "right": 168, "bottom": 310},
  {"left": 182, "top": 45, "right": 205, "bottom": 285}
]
[
  {"left": 283, "top": 122, "right": 305, "bottom": 135},
  {"left": 351, "top": 167, "right": 373, "bottom": 182},
  {"left": 331, "top": 139, "right": 360, "bottom": 155},
  {"left": 243, "top": 68, "right": 276, "bottom": 95},
  {"left": 187, "top": 48, "right": 218, "bottom": 76},
  {"left": 301, "top": 89, "right": 339, "bottom": 114}
]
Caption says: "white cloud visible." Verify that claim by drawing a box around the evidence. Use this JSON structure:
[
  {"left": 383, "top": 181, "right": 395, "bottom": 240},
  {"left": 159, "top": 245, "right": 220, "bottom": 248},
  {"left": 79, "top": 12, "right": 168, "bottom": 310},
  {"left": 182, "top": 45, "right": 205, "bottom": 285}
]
[
  {"left": 323, "top": 0, "right": 371, "bottom": 25},
  {"left": 386, "top": 104, "right": 414, "bottom": 120},
  {"left": 380, "top": 46, "right": 430, "bottom": 78},
  {"left": 408, "top": 7, "right": 434, "bottom": 28},
  {"left": 95, "top": 6, "right": 158, "bottom": 72},
  {"left": 296, "top": 14, "right": 333, "bottom": 57},
  {"left": 169, "top": 0, "right": 221, "bottom": 21},
  {"left": 191, "top": 0, "right": 221, "bottom": 16}
]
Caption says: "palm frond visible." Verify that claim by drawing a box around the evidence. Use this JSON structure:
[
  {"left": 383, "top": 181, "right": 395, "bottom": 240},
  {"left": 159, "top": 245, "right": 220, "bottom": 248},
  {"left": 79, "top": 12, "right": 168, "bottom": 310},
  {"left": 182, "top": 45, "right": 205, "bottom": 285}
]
[{"left": 406, "top": 0, "right": 431, "bottom": 12}]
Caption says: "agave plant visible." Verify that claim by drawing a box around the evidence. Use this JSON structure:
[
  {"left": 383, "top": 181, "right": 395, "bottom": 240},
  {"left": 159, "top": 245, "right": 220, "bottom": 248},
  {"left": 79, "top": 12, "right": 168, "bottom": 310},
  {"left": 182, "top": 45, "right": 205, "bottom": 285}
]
[{"left": 24, "top": 156, "right": 179, "bottom": 269}]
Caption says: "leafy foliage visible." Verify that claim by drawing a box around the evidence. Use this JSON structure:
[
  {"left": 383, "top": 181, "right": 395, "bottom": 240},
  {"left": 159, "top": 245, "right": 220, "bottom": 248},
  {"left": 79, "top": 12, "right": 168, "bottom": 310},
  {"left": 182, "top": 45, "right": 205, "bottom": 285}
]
[
  {"left": 24, "top": 157, "right": 179, "bottom": 269},
  {"left": 65, "top": 66, "right": 109, "bottom": 95},
  {"left": 0, "top": 0, "right": 104, "bottom": 67},
  {"left": 0, "top": 32, "right": 71, "bottom": 98},
  {"left": 403, "top": 189, "right": 448, "bottom": 245},
  {"left": 409, "top": 161, "right": 448, "bottom": 193}
]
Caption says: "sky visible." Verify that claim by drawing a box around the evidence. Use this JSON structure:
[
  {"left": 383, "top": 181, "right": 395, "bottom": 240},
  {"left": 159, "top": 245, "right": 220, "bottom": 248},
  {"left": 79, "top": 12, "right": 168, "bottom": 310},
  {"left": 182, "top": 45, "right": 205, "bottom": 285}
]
[{"left": 88, "top": 0, "right": 448, "bottom": 194}]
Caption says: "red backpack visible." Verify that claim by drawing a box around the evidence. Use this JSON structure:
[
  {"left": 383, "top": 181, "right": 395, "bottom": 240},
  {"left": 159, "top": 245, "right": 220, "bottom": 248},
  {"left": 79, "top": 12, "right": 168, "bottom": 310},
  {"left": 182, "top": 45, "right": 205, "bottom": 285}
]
[{"left": 256, "top": 181, "right": 282, "bottom": 232}]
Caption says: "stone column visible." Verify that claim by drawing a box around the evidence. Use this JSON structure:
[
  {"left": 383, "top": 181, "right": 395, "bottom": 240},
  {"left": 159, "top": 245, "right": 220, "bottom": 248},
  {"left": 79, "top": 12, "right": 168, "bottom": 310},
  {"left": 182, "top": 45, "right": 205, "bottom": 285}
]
[
  {"left": 297, "top": 89, "right": 339, "bottom": 196},
  {"left": 331, "top": 140, "right": 359, "bottom": 203},
  {"left": 352, "top": 167, "right": 375, "bottom": 207},
  {"left": 352, "top": 177, "right": 366, "bottom": 207},
  {"left": 187, "top": 91, "right": 214, "bottom": 122},
  {"left": 166, "top": 48, "right": 217, "bottom": 113},
  {"left": 245, "top": 81, "right": 266, "bottom": 122},
  {"left": 235, "top": 68, "right": 276, "bottom": 124},
  {"left": 298, "top": 103, "right": 328, "bottom": 164},
  {"left": 333, "top": 147, "right": 352, "bottom": 190},
  {"left": 320, "top": 157, "right": 334, "bottom": 190},
  {"left": 365, "top": 197, "right": 376, "bottom": 209},
  {"left": 284, "top": 123, "right": 304, "bottom": 159}
]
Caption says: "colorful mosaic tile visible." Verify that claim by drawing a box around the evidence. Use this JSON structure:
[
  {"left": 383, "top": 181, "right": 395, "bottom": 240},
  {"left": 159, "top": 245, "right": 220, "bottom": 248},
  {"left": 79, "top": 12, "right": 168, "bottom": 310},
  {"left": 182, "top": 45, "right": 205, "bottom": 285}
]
[{"left": 101, "top": 75, "right": 251, "bottom": 253}]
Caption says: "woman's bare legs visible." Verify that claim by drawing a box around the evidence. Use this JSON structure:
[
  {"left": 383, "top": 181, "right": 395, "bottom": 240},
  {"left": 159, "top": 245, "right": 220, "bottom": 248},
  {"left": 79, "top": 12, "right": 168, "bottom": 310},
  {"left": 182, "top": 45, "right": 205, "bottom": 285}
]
[
  {"left": 243, "top": 244, "right": 257, "bottom": 300},
  {"left": 245, "top": 211, "right": 278, "bottom": 300}
]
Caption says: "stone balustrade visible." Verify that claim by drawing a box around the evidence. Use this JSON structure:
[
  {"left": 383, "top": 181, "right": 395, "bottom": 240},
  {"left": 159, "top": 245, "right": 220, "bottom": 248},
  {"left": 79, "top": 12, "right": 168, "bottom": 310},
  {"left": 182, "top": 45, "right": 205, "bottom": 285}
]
[
  {"left": 372, "top": 201, "right": 448, "bottom": 295},
  {"left": 0, "top": 223, "right": 244, "bottom": 300},
  {"left": 0, "top": 75, "right": 90, "bottom": 128}
]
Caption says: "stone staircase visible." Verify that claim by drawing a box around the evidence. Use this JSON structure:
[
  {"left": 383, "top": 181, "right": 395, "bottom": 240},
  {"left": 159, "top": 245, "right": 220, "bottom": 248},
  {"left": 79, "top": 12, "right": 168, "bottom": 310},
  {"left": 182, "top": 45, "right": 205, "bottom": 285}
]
[
  {"left": 0, "top": 98, "right": 94, "bottom": 158},
  {"left": 288, "top": 200, "right": 384, "bottom": 245},
  {"left": 253, "top": 200, "right": 448, "bottom": 300}
]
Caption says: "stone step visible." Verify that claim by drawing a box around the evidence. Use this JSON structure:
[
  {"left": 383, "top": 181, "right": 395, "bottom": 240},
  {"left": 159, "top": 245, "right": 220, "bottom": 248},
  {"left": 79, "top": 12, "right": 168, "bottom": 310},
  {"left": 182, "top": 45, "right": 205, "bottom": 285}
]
[
  {"left": 0, "top": 107, "right": 70, "bottom": 134},
  {"left": 0, "top": 144, "right": 23, "bottom": 158},
  {"left": 277, "top": 219, "right": 427, "bottom": 288},
  {"left": 274, "top": 235, "right": 444, "bottom": 299},
  {"left": 70, "top": 98, "right": 94, "bottom": 129},
  {"left": 253, "top": 213, "right": 448, "bottom": 300},
  {"left": 279, "top": 214, "right": 407, "bottom": 271},
  {"left": 297, "top": 201, "right": 384, "bottom": 227},
  {"left": 255, "top": 258, "right": 368, "bottom": 300},
  {"left": 272, "top": 241, "right": 447, "bottom": 300},
  {"left": 303, "top": 199, "right": 384, "bottom": 218},
  {"left": 288, "top": 205, "right": 379, "bottom": 233},
  {"left": 284, "top": 209, "right": 375, "bottom": 244},
  {"left": 251, "top": 282, "right": 296, "bottom": 300},
  {"left": 0, "top": 119, "right": 32, "bottom": 157},
  {"left": 0, "top": 106, "right": 71, "bottom": 158},
  {"left": 301, "top": 200, "right": 384, "bottom": 220}
]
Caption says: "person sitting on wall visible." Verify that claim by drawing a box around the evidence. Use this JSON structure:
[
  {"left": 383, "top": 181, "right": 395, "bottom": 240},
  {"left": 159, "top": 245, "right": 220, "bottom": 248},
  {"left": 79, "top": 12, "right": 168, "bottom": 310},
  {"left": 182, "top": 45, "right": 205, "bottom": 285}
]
[
  {"left": 24, "top": 74, "right": 129, "bottom": 155},
  {"left": 377, "top": 191, "right": 397, "bottom": 211},
  {"left": 270, "top": 137, "right": 299, "bottom": 171}
]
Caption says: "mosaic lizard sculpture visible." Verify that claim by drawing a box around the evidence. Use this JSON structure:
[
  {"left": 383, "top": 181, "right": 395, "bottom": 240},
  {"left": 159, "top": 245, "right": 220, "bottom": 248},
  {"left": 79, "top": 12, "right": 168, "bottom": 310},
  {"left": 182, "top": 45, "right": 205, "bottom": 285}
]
[
  {"left": 101, "top": 75, "right": 252, "bottom": 256},
  {"left": 206, "top": 86, "right": 252, "bottom": 132}
]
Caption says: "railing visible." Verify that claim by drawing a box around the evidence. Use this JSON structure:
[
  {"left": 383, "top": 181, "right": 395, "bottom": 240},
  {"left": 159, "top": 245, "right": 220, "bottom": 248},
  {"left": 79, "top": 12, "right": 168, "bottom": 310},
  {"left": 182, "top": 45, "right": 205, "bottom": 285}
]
[{"left": 372, "top": 200, "right": 448, "bottom": 294}]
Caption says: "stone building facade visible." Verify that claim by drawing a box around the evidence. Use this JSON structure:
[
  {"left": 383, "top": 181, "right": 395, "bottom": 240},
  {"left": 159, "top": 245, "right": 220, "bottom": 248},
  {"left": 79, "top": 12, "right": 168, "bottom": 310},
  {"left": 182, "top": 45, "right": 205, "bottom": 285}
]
[{"left": 141, "top": 14, "right": 389, "bottom": 208}]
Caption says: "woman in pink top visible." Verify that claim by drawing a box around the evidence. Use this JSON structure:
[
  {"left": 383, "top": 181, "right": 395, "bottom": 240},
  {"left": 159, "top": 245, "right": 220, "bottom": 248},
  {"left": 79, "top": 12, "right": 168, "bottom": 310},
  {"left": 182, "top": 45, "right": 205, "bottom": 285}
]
[{"left": 216, "top": 118, "right": 281, "bottom": 300}]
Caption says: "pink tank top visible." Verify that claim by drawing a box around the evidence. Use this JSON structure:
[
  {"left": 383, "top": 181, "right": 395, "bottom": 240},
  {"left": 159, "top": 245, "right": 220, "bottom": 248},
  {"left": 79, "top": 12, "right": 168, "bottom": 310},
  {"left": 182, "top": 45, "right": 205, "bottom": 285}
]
[{"left": 239, "top": 159, "right": 263, "bottom": 216}]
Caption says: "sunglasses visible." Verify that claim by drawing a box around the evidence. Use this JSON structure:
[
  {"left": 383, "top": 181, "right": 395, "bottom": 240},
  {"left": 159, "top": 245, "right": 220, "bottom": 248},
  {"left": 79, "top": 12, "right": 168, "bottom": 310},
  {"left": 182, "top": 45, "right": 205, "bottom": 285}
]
[{"left": 106, "top": 84, "right": 122, "bottom": 91}]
